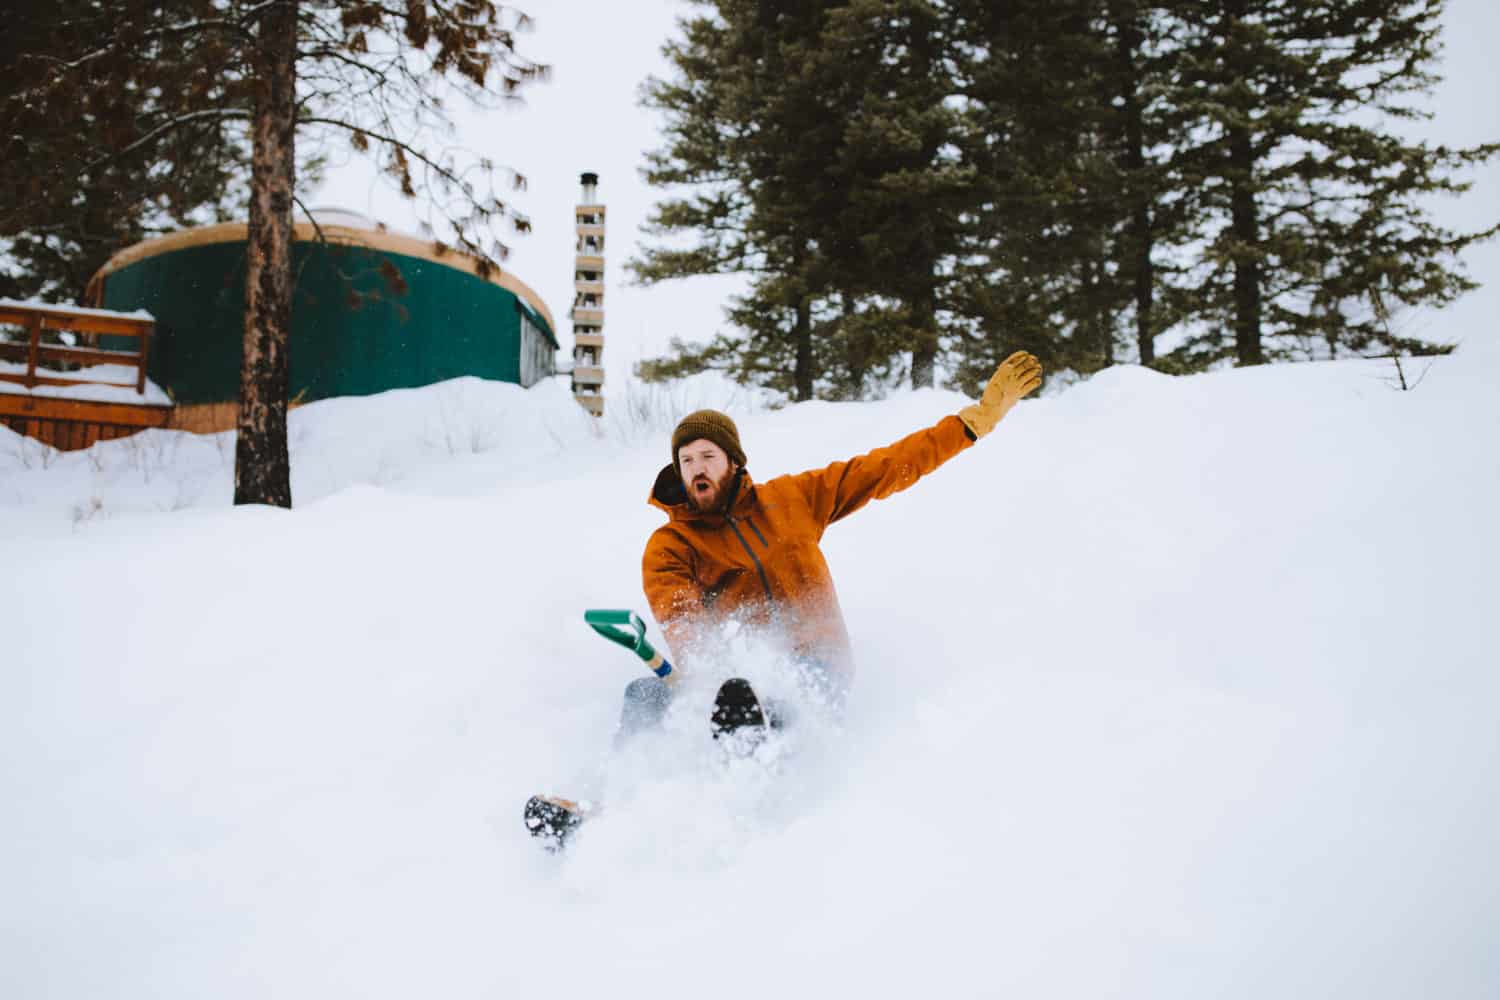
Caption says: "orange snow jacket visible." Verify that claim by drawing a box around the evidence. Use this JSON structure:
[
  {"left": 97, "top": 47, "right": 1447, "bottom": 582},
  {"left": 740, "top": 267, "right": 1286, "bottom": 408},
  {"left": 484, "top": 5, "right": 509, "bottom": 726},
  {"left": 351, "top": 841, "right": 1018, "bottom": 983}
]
[{"left": 642, "top": 414, "right": 975, "bottom": 681}]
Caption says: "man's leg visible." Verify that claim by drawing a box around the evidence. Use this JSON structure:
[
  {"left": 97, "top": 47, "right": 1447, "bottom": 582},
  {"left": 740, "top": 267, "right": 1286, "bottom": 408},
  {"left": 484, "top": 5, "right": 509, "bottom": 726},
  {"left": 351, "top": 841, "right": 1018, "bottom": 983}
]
[{"left": 616, "top": 676, "right": 673, "bottom": 746}]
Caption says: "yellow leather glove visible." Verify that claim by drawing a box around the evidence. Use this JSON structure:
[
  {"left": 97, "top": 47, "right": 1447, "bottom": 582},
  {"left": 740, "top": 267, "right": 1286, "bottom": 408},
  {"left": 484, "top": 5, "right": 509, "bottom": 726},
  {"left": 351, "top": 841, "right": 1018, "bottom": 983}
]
[{"left": 957, "top": 351, "right": 1043, "bottom": 438}]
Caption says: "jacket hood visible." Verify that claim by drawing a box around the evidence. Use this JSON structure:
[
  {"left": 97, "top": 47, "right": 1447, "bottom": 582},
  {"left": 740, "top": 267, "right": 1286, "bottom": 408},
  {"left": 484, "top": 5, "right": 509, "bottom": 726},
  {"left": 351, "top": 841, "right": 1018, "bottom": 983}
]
[{"left": 649, "top": 464, "right": 755, "bottom": 522}]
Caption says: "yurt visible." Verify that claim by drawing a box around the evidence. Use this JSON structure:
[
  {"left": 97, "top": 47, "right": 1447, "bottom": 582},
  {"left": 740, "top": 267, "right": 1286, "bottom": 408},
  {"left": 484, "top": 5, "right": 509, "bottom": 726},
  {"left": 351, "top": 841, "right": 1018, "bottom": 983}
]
[{"left": 85, "top": 210, "right": 558, "bottom": 431}]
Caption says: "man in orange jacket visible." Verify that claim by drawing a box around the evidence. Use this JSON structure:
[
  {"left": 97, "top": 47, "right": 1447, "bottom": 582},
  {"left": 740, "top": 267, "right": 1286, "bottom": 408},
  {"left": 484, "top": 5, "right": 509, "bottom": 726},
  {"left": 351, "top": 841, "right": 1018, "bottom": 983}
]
[{"left": 619, "top": 351, "right": 1043, "bottom": 736}]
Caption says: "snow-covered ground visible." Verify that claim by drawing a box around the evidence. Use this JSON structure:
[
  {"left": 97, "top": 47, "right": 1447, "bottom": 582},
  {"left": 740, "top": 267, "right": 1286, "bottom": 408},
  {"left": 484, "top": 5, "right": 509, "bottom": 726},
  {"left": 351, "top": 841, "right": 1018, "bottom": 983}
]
[{"left": 3, "top": 342, "right": 1497, "bottom": 999}]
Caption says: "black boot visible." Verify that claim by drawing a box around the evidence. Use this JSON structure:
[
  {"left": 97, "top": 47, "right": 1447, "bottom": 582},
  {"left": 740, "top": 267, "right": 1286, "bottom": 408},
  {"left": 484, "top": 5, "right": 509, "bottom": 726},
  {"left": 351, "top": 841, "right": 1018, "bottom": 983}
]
[{"left": 712, "top": 677, "right": 789, "bottom": 756}]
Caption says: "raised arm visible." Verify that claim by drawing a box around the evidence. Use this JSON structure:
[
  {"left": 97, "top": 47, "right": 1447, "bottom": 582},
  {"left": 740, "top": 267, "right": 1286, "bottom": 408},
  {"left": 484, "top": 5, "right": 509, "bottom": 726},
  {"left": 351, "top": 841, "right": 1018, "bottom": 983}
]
[
  {"left": 791, "top": 415, "right": 971, "bottom": 527},
  {"left": 795, "top": 351, "right": 1041, "bottom": 527}
]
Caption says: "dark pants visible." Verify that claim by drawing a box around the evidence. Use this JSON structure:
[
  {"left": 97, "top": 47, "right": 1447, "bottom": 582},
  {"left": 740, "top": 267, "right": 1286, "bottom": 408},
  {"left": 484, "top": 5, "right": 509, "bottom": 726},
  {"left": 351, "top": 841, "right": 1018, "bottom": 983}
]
[{"left": 616, "top": 676, "right": 674, "bottom": 745}]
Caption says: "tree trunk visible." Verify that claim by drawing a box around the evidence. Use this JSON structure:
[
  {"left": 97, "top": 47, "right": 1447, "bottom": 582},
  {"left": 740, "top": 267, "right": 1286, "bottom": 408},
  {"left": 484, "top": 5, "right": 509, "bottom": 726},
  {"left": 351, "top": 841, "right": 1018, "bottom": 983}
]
[
  {"left": 1085, "top": 248, "right": 1112, "bottom": 370},
  {"left": 1228, "top": 120, "right": 1263, "bottom": 366},
  {"left": 1113, "top": 0, "right": 1155, "bottom": 366},
  {"left": 792, "top": 244, "right": 813, "bottom": 402},
  {"left": 908, "top": 15, "right": 940, "bottom": 391},
  {"left": 1222, "top": 0, "right": 1263, "bottom": 367},
  {"left": 234, "top": 0, "right": 297, "bottom": 507},
  {"left": 910, "top": 279, "right": 938, "bottom": 389},
  {"left": 841, "top": 292, "right": 866, "bottom": 399},
  {"left": 793, "top": 296, "right": 812, "bottom": 402}
]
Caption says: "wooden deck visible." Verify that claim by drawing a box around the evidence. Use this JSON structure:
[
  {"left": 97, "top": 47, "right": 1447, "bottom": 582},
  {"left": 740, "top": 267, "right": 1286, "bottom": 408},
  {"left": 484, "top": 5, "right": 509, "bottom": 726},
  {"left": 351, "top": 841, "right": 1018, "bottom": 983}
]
[
  {"left": 0, "top": 299, "right": 154, "bottom": 393},
  {"left": 0, "top": 392, "right": 173, "bottom": 450},
  {"left": 0, "top": 300, "right": 171, "bottom": 450}
]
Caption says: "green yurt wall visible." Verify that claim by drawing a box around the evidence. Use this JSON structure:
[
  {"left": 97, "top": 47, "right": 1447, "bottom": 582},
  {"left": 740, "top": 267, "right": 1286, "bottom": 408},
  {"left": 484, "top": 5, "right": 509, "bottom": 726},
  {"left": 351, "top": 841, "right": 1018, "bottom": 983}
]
[{"left": 90, "top": 220, "right": 558, "bottom": 407}]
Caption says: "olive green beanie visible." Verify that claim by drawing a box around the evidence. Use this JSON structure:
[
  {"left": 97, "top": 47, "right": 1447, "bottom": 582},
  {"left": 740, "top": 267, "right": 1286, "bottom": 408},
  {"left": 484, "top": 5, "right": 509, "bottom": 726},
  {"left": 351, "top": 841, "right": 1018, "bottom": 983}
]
[{"left": 671, "top": 409, "right": 746, "bottom": 470}]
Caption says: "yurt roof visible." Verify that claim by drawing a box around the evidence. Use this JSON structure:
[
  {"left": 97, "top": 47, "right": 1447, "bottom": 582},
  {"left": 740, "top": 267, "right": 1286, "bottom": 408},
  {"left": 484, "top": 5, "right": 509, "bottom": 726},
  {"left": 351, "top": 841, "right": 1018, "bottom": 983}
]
[{"left": 91, "top": 215, "right": 556, "bottom": 335}]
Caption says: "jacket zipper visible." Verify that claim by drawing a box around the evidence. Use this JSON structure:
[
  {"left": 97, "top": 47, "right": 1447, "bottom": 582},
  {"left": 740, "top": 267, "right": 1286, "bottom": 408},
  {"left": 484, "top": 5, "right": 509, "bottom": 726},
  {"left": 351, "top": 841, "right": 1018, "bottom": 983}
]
[
  {"left": 746, "top": 517, "right": 768, "bottom": 548},
  {"left": 718, "top": 469, "right": 775, "bottom": 604},
  {"left": 726, "top": 512, "right": 775, "bottom": 604}
]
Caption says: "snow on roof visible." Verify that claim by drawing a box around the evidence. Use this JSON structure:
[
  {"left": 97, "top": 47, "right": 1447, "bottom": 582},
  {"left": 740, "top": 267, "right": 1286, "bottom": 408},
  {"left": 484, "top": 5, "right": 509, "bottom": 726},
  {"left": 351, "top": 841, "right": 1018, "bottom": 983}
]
[
  {"left": 298, "top": 207, "right": 387, "bottom": 232},
  {"left": 0, "top": 297, "right": 154, "bottom": 323},
  {"left": 89, "top": 215, "right": 557, "bottom": 334}
]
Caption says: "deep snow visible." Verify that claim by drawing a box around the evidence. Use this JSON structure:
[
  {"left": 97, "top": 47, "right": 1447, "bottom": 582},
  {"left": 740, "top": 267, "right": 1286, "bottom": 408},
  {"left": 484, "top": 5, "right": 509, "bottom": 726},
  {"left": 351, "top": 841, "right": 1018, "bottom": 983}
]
[{"left": 2, "top": 345, "right": 1497, "bottom": 999}]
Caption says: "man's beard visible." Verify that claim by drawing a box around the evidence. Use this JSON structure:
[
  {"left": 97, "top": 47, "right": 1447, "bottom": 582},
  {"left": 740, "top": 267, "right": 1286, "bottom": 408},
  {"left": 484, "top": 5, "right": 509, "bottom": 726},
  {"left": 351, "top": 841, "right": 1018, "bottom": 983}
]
[{"left": 686, "top": 466, "right": 736, "bottom": 511}]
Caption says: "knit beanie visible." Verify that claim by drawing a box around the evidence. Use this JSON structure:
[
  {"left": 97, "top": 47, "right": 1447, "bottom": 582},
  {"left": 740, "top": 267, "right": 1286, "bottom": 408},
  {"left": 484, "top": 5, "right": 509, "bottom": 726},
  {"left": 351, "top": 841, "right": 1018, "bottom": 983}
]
[{"left": 671, "top": 409, "right": 746, "bottom": 470}]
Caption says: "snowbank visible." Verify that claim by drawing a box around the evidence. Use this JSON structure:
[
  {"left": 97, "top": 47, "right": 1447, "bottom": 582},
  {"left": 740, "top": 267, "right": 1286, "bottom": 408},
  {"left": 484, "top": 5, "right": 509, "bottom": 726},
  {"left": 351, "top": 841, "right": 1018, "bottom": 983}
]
[{"left": 2, "top": 345, "right": 1496, "bottom": 999}]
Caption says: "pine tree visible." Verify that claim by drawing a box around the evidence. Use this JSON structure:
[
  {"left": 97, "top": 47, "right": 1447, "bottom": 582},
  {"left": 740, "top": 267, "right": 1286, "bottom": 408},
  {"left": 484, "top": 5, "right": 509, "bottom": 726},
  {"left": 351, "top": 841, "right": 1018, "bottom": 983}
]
[
  {"left": 1166, "top": 0, "right": 1498, "bottom": 368},
  {"left": 1106, "top": 0, "right": 1204, "bottom": 369},
  {"left": 637, "top": 0, "right": 990, "bottom": 399},
  {"left": 9, "top": 1, "right": 546, "bottom": 506},
  {"left": 948, "top": 0, "right": 1107, "bottom": 390},
  {"left": 633, "top": 0, "right": 850, "bottom": 402},
  {"left": 645, "top": 0, "right": 1494, "bottom": 398},
  {"left": 819, "top": 0, "right": 979, "bottom": 389},
  {"left": 0, "top": 0, "right": 251, "bottom": 301},
  {"left": 948, "top": 0, "right": 1202, "bottom": 393}
]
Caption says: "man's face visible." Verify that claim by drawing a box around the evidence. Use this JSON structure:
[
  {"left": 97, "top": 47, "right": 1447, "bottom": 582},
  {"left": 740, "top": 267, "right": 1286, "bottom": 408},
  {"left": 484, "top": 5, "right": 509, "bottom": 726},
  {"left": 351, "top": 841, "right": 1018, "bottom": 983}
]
[{"left": 678, "top": 438, "right": 737, "bottom": 511}]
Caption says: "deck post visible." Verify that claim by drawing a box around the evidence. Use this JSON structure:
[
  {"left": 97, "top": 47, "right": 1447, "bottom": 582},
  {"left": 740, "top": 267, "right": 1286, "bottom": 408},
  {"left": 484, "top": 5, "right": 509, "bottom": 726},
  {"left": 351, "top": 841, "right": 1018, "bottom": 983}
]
[
  {"left": 136, "top": 323, "right": 151, "bottom": 394},
  {"left": 25, "top": 315, "right": 42, "bottom": 388}
]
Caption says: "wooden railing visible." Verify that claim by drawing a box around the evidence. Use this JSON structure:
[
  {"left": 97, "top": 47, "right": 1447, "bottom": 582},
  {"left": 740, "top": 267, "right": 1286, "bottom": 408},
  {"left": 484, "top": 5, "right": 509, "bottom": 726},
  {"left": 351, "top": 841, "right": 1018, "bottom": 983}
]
[{"left": 0, "top": 300, "right": 154, "bottom": 395}]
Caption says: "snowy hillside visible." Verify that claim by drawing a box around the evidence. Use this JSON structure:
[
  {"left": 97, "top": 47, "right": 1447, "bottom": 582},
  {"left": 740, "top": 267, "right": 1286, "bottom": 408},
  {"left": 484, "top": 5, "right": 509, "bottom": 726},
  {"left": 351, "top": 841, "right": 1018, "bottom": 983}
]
[{"left": 3, "top": 345, "right": 1497, "bottom": 999}]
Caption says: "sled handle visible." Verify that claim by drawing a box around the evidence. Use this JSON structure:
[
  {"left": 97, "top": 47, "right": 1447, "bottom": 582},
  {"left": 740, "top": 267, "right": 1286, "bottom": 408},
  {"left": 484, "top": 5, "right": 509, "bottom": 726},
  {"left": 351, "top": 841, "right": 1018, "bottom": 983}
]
[{"left": 584, "top": 609, "right": 677, "bottom": 684}]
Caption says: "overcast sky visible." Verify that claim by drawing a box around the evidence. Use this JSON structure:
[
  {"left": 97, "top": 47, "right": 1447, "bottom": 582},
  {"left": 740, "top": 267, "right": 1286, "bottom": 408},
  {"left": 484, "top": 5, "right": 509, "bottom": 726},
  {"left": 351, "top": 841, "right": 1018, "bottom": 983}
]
[{"left": 311, "top": 0, "right": 1500, "bottom": 380}]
